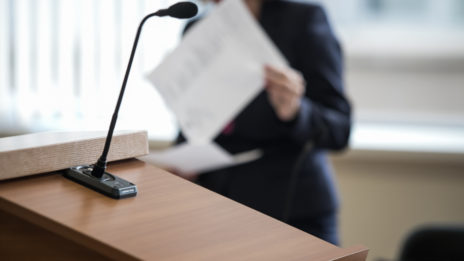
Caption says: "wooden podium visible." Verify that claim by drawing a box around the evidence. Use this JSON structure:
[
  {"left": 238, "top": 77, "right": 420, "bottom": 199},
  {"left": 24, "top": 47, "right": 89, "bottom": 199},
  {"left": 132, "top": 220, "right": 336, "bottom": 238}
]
[{"left": 0, "top": 133, "right": 367, "bottom": 260}]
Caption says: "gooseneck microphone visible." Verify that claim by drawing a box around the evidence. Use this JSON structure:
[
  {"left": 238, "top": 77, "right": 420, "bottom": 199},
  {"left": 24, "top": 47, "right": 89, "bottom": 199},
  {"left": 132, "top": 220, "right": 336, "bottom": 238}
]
[
  {"left": 91, "top": 1, "right": 198, "bottom": 179},
  {"left": 64, "top": 2, "right": 198, "bottom": 199}
]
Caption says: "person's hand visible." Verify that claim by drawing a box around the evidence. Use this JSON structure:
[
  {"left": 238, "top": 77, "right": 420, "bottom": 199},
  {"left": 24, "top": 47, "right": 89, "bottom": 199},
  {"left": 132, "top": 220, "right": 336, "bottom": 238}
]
[{"left": 264, "top": 65, "right": 305, "bottom": 122}]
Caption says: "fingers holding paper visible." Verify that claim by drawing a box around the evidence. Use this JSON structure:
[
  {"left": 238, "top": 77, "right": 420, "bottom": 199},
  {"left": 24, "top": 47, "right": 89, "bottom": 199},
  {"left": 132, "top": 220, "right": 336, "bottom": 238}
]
[{"left": 264, "top": 65, "right": 305, "bottom": 122}]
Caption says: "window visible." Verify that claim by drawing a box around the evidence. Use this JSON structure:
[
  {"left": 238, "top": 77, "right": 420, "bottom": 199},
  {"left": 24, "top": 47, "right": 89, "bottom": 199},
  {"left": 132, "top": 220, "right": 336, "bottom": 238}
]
[
  {"left": 1, "top": 0, "right": 463, "bottom": 152},
  {"left": 321, "top": 0, "right": 464, "bottom": 152},
  {"left": 0, "top": 0, "right": 188, "bottom": 140}
]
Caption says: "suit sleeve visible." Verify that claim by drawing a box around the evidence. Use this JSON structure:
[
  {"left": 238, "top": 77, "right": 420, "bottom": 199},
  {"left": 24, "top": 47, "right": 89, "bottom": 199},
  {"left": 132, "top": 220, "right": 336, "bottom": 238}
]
[{"left": 287, "top": 5, "right": 352, "bottom": 150}]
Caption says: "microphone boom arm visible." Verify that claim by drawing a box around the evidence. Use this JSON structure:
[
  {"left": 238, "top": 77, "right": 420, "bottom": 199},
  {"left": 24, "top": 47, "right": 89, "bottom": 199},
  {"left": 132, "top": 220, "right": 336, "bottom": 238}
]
[{"left": 92, "top": 12, "right": 163, "bottom": 178}]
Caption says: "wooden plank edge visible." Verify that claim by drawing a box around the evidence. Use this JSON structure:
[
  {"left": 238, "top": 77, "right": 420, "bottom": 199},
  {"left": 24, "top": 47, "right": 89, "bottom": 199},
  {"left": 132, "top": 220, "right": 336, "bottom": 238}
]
[
  {"left": 0, "top": 131, "right": 148, "bottom": 181},
  {"left": 331, "top": 245, "right": 369, "bottom": 261}
]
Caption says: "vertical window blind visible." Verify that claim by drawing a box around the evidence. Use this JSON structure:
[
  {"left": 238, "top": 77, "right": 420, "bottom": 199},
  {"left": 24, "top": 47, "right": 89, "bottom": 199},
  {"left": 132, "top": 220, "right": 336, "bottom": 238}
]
[{"left": 0, "top": 0, "right": 185, "bottom": 139}]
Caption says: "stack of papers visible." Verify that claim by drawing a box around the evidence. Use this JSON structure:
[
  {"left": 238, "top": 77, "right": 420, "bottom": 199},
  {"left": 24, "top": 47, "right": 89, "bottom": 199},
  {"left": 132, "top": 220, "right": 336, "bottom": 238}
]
[{"left": 142, "top": 0, "right": 286, "bottom": 174}]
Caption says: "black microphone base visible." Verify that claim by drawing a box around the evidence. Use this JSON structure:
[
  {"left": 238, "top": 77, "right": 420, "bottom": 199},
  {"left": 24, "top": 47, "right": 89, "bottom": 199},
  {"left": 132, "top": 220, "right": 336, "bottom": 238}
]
[{"left": 64, "top": 165, "right": 137, "bottom": 199}]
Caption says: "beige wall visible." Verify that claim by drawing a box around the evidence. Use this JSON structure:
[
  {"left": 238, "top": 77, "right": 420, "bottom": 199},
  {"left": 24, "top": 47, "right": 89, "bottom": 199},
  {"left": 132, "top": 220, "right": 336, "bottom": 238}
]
[{"left": 331, "top": 150, "right": 464, "bottom": 261}]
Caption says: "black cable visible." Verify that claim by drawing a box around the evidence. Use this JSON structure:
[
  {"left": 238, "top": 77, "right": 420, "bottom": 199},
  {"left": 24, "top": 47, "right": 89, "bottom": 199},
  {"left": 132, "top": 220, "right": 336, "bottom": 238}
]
[{"left": 282, "top": 141, "right": 313, "bottom": 223}]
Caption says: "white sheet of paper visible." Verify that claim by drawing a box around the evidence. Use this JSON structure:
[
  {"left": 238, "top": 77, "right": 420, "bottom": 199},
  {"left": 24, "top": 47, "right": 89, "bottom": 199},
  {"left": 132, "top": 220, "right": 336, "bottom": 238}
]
[
  {"left": 147, "top": 0, "right": 287, "bottom": 143},
  {"left": 138, "top": 142, "right": 262, "bottom": 175}
]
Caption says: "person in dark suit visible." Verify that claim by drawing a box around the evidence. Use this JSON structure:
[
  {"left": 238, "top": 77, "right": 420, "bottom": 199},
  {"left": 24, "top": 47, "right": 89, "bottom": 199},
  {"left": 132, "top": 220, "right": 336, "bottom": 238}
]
[{"left": 177, "top": 0, "right": 351, "bottom": 245}]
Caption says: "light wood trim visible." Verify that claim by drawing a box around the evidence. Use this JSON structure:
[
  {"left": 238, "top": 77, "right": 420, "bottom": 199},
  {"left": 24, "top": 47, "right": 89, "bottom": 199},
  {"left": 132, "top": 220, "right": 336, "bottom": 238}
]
[{"left": 0, "top": 130, "right": 148, "bottom": 180}]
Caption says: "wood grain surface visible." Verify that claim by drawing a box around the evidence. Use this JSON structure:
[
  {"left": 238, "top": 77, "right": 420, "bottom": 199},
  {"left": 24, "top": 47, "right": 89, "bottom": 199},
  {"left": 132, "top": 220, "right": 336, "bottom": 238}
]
[
  {"left": 0, "top": 209, "right": 112, "bottom": 261},
  {"left": 0, "top": 159, "right": 367, "bottom": 260},
  {"left": 0, "top": 130, "right": 148, "bottom": 180}
]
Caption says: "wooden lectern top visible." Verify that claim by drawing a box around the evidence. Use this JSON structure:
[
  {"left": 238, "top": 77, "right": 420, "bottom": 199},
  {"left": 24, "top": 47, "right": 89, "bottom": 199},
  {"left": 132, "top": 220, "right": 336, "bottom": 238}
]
[
  {"left": 0, "top": 159, "right": 367, "bottom": 261},
  {"left": 0, "top": 130, "right": 148, "bottom": 181}
]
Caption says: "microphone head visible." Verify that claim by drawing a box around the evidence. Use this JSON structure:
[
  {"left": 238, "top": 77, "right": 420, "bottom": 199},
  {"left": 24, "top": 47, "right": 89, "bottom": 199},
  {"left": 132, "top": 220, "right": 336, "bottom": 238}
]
[{"left": 167, "top": 2, "right": 198, "bottom": 19}]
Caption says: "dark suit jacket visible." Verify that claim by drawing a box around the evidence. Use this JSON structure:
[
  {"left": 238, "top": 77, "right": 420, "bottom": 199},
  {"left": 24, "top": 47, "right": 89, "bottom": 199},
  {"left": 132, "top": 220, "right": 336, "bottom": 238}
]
[{"left": 178, "top": 0, "right": 351, "bottom": 220}]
